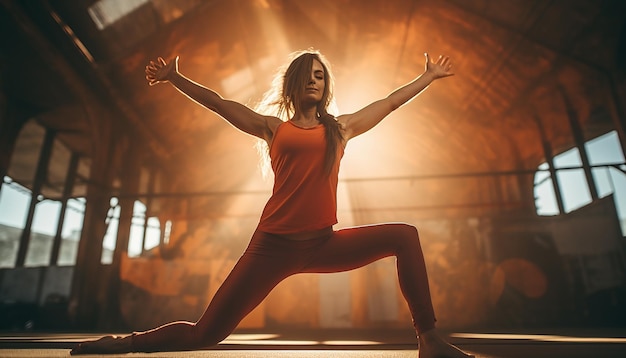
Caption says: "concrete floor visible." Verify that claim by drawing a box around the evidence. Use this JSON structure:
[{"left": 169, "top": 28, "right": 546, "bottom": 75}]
[{"left": 1, "top": 328, "right": 625, "bottom": 358}]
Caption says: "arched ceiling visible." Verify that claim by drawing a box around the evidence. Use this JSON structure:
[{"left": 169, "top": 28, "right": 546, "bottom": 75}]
[{"left": 2, "top": 0, "right": 626, "bottom": 203}]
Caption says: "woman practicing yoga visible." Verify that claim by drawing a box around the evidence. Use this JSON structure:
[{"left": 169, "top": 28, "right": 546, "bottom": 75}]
[{"left": 71, "top": 49, "right": 473, "bottom": 358}]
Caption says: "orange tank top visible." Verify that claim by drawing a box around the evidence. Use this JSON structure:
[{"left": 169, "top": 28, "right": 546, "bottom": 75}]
[{"left": 257, "top": 121, "right": 344, "bottom": 234}]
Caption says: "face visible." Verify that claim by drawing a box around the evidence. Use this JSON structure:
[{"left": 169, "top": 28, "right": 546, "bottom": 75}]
[{"left": 302, "top": 59, "right": 326, "bottom": 104}]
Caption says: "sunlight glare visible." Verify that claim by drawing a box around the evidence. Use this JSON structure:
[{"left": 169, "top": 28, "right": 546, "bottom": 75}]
[{"left": 451, "top": 333, "right": 626, "bottom": 343}]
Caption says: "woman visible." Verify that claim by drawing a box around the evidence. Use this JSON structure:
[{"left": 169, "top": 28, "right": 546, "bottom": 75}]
[{"left": 71, "top": 50, "right": 473, "bottom": 358}]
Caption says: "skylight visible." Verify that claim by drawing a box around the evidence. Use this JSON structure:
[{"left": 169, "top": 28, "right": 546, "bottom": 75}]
[{"left": 88, "top": 0, "right": 149, "bottom": 30}]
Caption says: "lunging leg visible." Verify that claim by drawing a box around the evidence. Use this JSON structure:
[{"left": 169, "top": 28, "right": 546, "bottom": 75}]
[{"left": 302, "top": 222, "right": 435, "bottom": 332}]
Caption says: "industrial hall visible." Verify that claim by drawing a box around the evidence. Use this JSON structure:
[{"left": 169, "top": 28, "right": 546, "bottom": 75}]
[{"left": 0, "top": 1, "right": 625, "bottom": 357}]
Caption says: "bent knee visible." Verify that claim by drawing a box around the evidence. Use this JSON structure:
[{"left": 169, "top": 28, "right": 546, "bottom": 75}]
[
  {"left": 391, "top": 222, "right": 419, "bottom": 238},
  {"left": 386, "top": 223, "right": 420, "bottom": 250},
  {"left": 403, "top": 223, "right": 423, "bottom": 248}
]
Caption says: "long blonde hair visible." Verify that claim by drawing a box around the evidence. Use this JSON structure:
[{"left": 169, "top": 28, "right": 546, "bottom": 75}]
[{"left": 255, "top": 50, "right": 343, "bottom": 176}]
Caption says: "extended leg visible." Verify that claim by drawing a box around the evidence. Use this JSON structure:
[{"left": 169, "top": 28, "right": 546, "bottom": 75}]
[
  {"left": 131, "top": 251, "right": 290, "bottom": 351},
  {"left": 72, "top": 230, "right": 301, "bottom": 354}
]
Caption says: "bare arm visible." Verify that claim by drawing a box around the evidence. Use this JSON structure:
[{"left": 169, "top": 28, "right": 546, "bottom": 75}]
[
  {"left": 337, "top": 53, "right": 453, "bottom": 141},
  {"left": 145, "top": 57, "right": 281, "bottom": 141}
]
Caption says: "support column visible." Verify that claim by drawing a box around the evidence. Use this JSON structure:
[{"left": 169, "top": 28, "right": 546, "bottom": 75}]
[
  {"left": 557, "top": 85, "right": 599, "bottom": 201},
  {"left": 606, "top": 75, "right": 626, "bottom": 163},
  {"left": 100, "top": 139, "right": 141, "bottom": 330},
  {"left": 0, "top": 92, "right": 7, "bottom": 195},
  {"left": 0, "top": 95, "right": 24, "bottom": 196},
  {"left": 70, "top": 129, "right": 116, "bottom": 329},
  {"left": 534, "top": 114, "right": 566, "bottom": 214},
  {"left": 112, "top": 143, "right": 140, "bottom": 266},
  {"left": 15, "top": 128, "right": 55, "bottom": 267},
  {"left": 49, "top": 152, "right": 79, "bottom": 265}
]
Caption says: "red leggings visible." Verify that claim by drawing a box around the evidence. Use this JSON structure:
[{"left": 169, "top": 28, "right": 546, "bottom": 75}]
[{"left": 132, "top": 223, "right": 435, "bottom": 352}]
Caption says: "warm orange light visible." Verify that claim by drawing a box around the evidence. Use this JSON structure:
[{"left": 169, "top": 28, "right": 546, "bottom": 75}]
[
  {"left": 221, "top": 333, "right": 384, "bottom": 346},
  {"left": 321, "top": 340, "right": 382, "bottom": 345},
  {"left": 451, "top": 333, "right": 626, "bottom": 343},
  {"left": 498, "top": 258, "right": 548, "bottom": 298}
]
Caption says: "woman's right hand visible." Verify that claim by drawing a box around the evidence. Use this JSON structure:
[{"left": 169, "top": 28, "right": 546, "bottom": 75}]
[{"left": 145, "top": 56, "right": 178, "bottom": 86}]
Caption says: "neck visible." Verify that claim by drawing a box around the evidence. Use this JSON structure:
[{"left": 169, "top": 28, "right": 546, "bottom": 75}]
[{"left": 292, "top": 105, "right": 319, "bottom": 124}]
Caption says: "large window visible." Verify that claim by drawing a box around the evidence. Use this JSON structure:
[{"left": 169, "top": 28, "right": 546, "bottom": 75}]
[
  {"left": 85, "top": 0, "right": 203, "bottom": 61},
  {"left": 0, "top": 178, "right": 31, "bottom": 268},
  {"left": 0, "top": 177, "right": 85, "bottom": 267},
  {"left": 128, "top": 200, "right": 161, "bottom": 257},
  {"left": 534, "top": 131, "right": 626, "bottom": 233}
]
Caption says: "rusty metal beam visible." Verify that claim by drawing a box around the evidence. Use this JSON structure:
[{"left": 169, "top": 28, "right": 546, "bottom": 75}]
[
  {"left": 0, "top": 0, "right": 170, "bottom": 160},
  {"left": 49, "top": 152, "right": 79, "bottom": 266},
  {"left": 533, "top": 113, "right": 566, "bottom": 214},
  {"left": 446, "top": 0, "right": 626, "bottom": 156},
  {"left": 15, "top": 129, "right": 55, "bottom": 267}
]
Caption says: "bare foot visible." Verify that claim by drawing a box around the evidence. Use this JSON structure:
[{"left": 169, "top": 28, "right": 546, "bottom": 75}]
[
  {"left": 418, "top": 329, "right": 474, "bottom": 358},
  {"left": 70, "top": 335, "right": 133, "bottom": 355}
]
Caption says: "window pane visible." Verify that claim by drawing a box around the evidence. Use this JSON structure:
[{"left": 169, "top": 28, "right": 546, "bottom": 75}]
[
  {"left": 88, "top": 0, "right": 149, "bottom": 30},
  {"left": 592, "top": 167, "right": 613, "bottom": 199},
  {"left": 163, "top": 220, "right": 172, "bottom": 244},
  {"left": 58, "top": 198, "right": 85, "bottom": 266},
  {"left": 101, "top": 198, "right": 120, "bottom": 264},
  {"left": 586, "top": 131, "right": 625, "bottom": 165},
  {"left": 534, "top": 167, "right": 551, "bottom": 185},
  {"left": 556, "top": 169, "right": 592, "bottom": 212},
  {"left": 0, "top": 180, "right": 31, "bottom": 268},
  {"left": 25, "top": 200, "right": 62, "bottom": 267},
  {"left": 534, "top": 177, "right": 559, "bottom": 215},
  {"left": 0, "top": 178, "right": 30, "bottom": 229},
  {"left": 145, "top": 217, "right": 161, "bottom": 251},
  {"left": 128, "top": 200, "right": 146, "bottom": 257},
  {"left": 554, "top": 148, "right": 582, "bottom": 168},
  {"left": 31, "top": 200, "right": 61, "bottom": 237}
]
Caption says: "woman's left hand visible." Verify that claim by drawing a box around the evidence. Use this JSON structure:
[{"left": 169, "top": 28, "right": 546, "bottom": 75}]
[{"left": 424, "top": 53, "right": 454, "bottom": 79}]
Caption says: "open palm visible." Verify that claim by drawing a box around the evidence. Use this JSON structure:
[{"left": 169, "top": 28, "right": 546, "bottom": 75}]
[
  {"left": 145, "top": 56, "right": 178, "bottom": 86},
  {"left": 425, "top": 53, "right": 454, "bottom": 79}
]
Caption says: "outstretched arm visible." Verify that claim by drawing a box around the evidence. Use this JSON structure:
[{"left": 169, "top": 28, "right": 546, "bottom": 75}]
[
  {"left": 145, "top": 57, "right": 281, "bottom": 141},
  {"left": 337, "top": 53, "right": 453, "bottom": 141}
]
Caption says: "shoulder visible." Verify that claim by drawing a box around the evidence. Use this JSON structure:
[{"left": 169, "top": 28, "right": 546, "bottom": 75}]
[
  {"left": 264, "top": 117, "right": 286, "bottom": 143},
  {"left": 335, "top": 114, "right": 353, "bottom": 140},
  {"left": 266, "top": 116, "right": 284, "bottom": 133}
]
